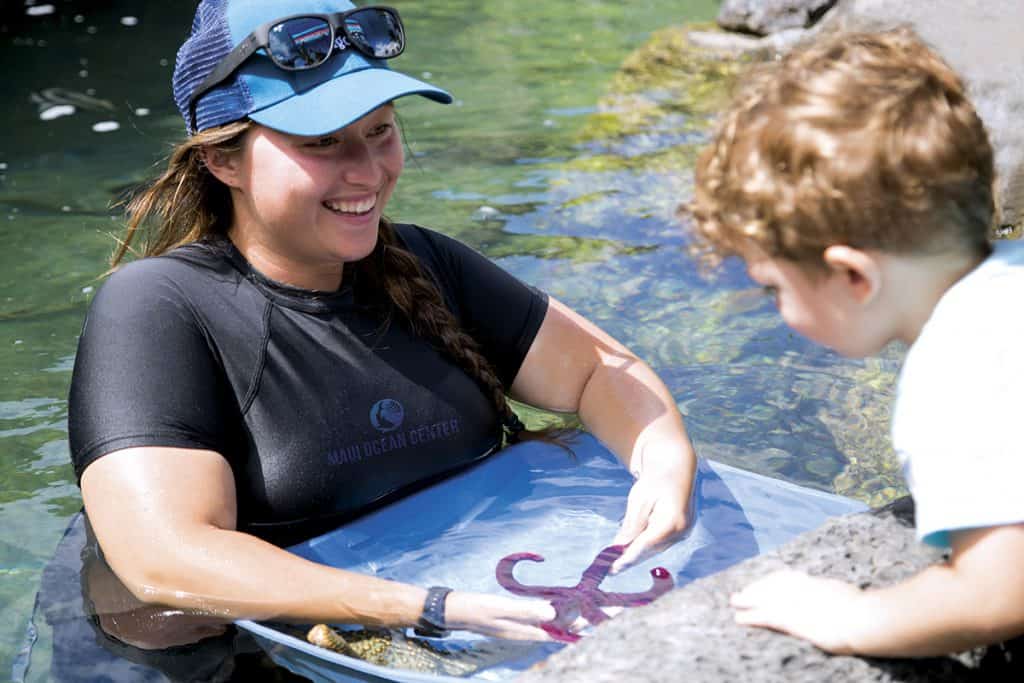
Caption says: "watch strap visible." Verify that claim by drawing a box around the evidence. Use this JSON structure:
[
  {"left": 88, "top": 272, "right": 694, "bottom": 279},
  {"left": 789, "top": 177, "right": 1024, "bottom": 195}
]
[{"left": 414, "top": 585, "right": 452, "bottom": 638}]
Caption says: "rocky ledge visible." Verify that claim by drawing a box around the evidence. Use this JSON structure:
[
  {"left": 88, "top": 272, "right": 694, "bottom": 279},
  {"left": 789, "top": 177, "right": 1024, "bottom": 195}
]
[
  {"left": 518, "top": 497, "right": 1022, "bottom": 682},
  {"left": 690, "top": 0, "right": 1024, "bottom": 235}
]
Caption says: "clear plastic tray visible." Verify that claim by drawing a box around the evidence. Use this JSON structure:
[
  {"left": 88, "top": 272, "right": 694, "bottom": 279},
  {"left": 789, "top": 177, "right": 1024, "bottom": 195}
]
[{"left": 236, "top": 432, "right": 866, "bottom": 682}]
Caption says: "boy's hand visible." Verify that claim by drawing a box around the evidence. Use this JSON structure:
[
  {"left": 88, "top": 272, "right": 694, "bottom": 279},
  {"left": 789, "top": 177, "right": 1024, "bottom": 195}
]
[{"left": 730, "top": 569, "right": 871, "bottom": 654}]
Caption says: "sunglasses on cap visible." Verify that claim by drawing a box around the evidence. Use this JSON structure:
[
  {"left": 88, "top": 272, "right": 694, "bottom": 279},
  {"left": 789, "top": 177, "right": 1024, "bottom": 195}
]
[{"left": 188, "top": 5, "right": 405, "bottom": 131}]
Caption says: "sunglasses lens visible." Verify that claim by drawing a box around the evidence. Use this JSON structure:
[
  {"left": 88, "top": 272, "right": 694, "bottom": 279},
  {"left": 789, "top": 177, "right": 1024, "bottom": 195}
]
[
  {"left": 345, "top": 8, "right": 404, "bottom": 59},
  {"left": 268, "top": 17, "right": 333, "bottom": 69}
]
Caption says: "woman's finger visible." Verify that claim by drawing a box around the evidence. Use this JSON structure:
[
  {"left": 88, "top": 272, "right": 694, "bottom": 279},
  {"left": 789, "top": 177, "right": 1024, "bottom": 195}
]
[{"left": 611, "top": 488, "right": 654, "bottom": 547}]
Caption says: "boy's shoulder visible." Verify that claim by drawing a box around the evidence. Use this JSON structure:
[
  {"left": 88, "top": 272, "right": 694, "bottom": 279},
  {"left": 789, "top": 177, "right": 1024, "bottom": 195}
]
[
  {"left": 903, "top": 240, "right": 1024, "bottom": 380},
  {"left": 936, "top": 240, "right": 1024, "bottom": 319},
  {"left": 895, "top": 241, "right": 1024, "bottom": 549},
  {"left": 896, "top": 240, "right": 1024, "bottom": 393}
]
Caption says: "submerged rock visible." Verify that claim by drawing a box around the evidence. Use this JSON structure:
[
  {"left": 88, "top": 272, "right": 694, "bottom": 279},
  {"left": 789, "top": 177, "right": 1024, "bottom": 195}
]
[
  {"left": 577, "top": 23, "right": 750, "bottom": 147},
  {"left": 519, "top": 498, "right": 1023, "bottom": 682},
  {"left": 718, "top": 0, "right": 838, "bottom": 36},
  {"left": 305, "top": 625, "right": 479, "bottom": 676}
]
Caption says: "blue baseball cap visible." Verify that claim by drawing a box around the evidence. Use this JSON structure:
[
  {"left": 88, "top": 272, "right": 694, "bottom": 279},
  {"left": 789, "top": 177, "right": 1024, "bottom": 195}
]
[{"left": 172, "top": 0, "right": 452, "bottom": 136}]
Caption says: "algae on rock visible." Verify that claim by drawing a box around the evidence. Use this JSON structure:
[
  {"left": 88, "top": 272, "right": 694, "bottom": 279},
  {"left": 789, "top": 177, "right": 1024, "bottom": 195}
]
[{"left": 579, "top": 24, "right": 751, "bottom": 144}]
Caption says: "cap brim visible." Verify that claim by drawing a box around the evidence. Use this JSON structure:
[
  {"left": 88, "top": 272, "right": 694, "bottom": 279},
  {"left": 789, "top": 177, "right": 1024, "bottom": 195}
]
[{"left": 248, "top": 67, "right": 452, "bottom": 137}]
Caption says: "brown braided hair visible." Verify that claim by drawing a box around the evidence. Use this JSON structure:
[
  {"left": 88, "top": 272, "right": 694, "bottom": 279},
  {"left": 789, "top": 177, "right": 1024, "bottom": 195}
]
[
  {"left": 112, "top": 120, "right": 562, "bottom": 447},
  {"left": 352, "top": 219, "right": 536, "bottom": 444},
  {"left": 111, "top": 120, "right": 250, "bottom": 268}
]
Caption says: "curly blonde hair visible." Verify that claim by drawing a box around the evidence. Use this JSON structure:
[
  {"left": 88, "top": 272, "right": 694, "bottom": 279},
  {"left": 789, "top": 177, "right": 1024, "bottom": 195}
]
[{"left": 690, "top": 27, "right": 995, "bottom": 272}]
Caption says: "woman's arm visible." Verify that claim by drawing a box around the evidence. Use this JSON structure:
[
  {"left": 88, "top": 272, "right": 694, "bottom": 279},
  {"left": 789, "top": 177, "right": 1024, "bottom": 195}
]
[
  {"left": 510, "top": 297, "right": 698, "bottom": 571},
  {"left": 81, "top": 446, "right": 555, "bottom": 642}
]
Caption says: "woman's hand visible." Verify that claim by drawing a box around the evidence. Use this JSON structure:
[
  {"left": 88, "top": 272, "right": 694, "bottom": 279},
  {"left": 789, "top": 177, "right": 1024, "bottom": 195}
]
[
  {"left": 510, "top": 298, "right": 698, "bottom": 574},
  {"left": 610, "top": 446, "right": 694, "bottom": 573},
  {"left": 444, "top": 591, "right": 560, "bottom": 641}
]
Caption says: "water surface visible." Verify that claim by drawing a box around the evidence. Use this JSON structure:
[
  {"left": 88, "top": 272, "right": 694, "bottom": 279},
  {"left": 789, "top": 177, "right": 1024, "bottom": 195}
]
[{"left": 0, "top": 1, "right": 901, "bottom": 679}]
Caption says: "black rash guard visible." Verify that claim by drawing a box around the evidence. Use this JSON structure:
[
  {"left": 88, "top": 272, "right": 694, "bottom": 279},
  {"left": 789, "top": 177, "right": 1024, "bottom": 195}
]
[{"left": 68, "top": 223, "right": 548, "bottom": 545}]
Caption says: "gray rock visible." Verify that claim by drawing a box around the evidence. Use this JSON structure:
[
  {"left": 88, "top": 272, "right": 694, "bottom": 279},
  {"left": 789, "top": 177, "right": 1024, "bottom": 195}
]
[
  {"left": 812, "top": 0, "right": 1024, "bottom": 232},
  {"left": 686, "top": 27, "right": 809, "bottom": 55},
  {"left": 703, "top": 1, "right": 1023, "bottom": 231},
  {"left": 717, "top": 0, "right": 838, "bottom": 36},
  {"left": 519, "top": 497, "right": 1023, "bottom": 682}
]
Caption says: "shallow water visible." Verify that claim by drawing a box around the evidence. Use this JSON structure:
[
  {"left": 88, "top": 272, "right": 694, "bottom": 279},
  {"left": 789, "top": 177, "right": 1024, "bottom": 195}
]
[{"left": 0, "top": 0, "right": 903, "bottom": 680}]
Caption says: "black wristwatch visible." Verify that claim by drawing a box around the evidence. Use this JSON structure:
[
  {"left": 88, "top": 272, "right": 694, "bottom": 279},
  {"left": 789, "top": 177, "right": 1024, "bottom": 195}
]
[{"left": 413, "top": 585, "right": 452, "bottom": 638}]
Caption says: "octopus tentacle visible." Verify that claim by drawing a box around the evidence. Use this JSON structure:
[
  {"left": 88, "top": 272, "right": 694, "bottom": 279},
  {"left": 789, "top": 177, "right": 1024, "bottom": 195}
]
[
  {"left": 578, "top": 599, "right": 612, "bottom": 626},
  {"left": 495, "top": 552, "right": 545, "bottom": 596},
  {"left": 597, "top": 591, "right": 661, "bottom": 607},
  {"left": 495, "top": 553, "right": 574, "bottom": 599},
  {"left": 600, "top": 566, "right": 675, "bottom": 607},
  {"left": 541, "top": 622, "right": 581, "bottom": 643},
  {"left": 496, "top": 545, "right": 676, "bottom": 643},
  {"left": 577, "top": 545, "right": 624, "bottom": 589}
]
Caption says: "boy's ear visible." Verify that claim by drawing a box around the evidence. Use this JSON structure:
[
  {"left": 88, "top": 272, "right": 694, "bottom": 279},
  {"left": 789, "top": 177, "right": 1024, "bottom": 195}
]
[
  {"left": 201, "top": 147, "right": 242, "bottom": 188},
  {"left": 823, "top": 245, "right": 881, "bottom": 305}
]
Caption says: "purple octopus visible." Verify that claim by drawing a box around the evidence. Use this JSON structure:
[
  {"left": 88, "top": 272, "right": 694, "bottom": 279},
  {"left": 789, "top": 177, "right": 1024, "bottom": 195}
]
[{"left": 495, "top": 544, "right": 674, "bottom": 642}]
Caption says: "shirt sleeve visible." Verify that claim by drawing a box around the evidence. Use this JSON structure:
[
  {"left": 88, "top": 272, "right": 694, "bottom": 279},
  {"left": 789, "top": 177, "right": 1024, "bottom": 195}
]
[
  {"left": 395, "top": 224, "right": 549, "bottom": 388},
  {"left": 893, "top": 304, "right": 1024, "bottom": 548},
  {"left": 68, "top": 259, "right": 237, "bottom": 482}
]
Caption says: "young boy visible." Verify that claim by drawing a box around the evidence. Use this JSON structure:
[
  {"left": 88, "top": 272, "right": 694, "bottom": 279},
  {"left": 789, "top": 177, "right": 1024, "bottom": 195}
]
[{"left": 690, "top": 28, "right": 1024, "bottom": 656}]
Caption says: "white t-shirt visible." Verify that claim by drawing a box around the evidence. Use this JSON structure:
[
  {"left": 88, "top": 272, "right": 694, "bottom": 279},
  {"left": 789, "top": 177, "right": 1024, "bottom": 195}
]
[{"left": 892, "top": 239, "right": 1024, "bottom": 548}]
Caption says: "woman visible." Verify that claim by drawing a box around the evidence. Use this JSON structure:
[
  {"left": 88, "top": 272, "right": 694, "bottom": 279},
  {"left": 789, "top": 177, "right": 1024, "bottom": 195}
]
[{"left": 58, "top": 0, "right": 696, "bottom": 675}]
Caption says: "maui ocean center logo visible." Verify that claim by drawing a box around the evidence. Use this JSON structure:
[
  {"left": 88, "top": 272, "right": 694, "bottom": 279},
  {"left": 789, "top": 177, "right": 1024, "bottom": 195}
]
[
  {"left": 324, "top": 399, "right": 462, "bottom": 466},
  {"left": 370, "top": 398, "right": 404, "bottom": 432}
]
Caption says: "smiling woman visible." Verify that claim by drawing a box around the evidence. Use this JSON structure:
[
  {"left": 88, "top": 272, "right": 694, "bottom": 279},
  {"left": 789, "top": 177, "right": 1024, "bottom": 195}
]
[
  {"left": 37, "top": 0, "right": 700, "bottom": 679},
  {"left": 204, "top": 107, "right": 405, "bottom": 285}
]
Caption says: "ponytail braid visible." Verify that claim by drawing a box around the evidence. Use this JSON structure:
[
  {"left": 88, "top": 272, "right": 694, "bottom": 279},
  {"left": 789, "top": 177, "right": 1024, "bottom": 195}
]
[{"left": 354, "top": 220, "right": 554, "bottom": 447}]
